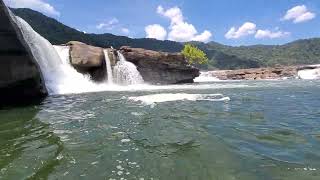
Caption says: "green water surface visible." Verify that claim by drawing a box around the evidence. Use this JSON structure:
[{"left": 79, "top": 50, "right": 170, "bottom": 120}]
[{"left": 1, "top": 80, "right": 320, "bottom": 180}]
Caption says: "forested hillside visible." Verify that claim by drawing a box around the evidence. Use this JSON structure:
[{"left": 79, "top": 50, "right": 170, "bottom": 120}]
[{"left": 12, "top": 8, "right": 320, "bottom": 70}]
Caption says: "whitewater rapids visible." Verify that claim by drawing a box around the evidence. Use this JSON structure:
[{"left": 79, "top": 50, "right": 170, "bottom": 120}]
[
  {"left": 298, "top": 68, "right": 320, "bottom": 80},
  {"left": 128, "top": 93, "right": 231, "bottom": 106},
  {"left": 194, "top": 72, "right": 221, "bottom": 82}
]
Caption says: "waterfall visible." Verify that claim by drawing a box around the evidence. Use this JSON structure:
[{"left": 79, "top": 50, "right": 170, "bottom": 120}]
[
  {"left": 13, "top": 15, "right": 145, "bottom": 95},
  {"left": 113, "top": 52, "right": 144, "bottom": 85},
  {"left": 14, "top": 16, "right": 109, "bottom": 95},
  {"left": 103, "top": 49, "right": 113, "bottom": 84}
]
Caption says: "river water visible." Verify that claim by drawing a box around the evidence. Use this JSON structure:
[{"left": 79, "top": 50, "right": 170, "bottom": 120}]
[{"left": 1, "top": 80, "right": 320, "bottom": 180}]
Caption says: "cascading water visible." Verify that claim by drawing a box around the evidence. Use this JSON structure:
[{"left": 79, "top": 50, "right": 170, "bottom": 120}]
[
  {"left": 14, "top": 16, "right": 109, "bottom": 95},
  {"left": 113, "top": 52, "right": 144, "bottom": 85},
  {"left": 103, "top": 49, "right": 113, "bottom": 84},
  {"left": 194, "top": 72, "right": 221, "bottom": 82},
  {"left": 13, "top": 14, "right": 145, "bottom": 94}
]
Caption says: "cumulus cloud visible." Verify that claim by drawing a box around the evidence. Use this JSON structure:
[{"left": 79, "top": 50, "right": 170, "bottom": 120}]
[
  {"left": 4, "top": 0, "right": 60, "bottom": 16},
  {"left": 96, "top": 18, "right": 119, "bottom": 30},
  {"left": 145, "top": 24, "right": 167, "bottom": 40},
  {"left": 146, "top": 5, "right": 212, "bottom": 42},
  {"left": 157, "top": 6, "right": 184, "bottom": 26},
  {"left": 192, "top": 30, "right": 212, "bottom": 42},
  {"left": 255, "top": 29, "right": 290, "bottom": 39},
  {"left": 167, "top": 22, "right": 197, "bottom": 42},
  {"left": 225, "top": 22, "right": 257, "bottom": 39},
  {"left": 282, "top": 5, "right": 316, "bottom": 23}
]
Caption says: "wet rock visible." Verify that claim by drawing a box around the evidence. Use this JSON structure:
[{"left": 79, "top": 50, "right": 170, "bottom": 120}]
[
  {"left": 120, "top": 46, "right": 200, "bottom": 84},
  {"left": 67, "top": 41, "right": 108, "bottom": 81},
  {"left": 0, "top": 2, "right": 47, "bottom": 105}
]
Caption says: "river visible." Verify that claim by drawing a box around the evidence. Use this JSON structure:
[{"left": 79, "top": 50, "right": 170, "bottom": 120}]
[{"left": 0, "top": 80, "right": 320, "bottom": 180}]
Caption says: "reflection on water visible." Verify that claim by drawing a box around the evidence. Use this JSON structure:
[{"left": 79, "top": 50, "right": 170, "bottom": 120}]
[
  {"left": 0, "top": 107, "right": 63, "bottom": 179},
  {"left": 0, "top": 80, "right": 320, "bottom": 179}
]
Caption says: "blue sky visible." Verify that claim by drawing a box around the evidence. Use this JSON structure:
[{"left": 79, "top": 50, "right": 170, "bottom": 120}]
[{"left": 5, "top": 0, "right": 320, "bottom": 46}]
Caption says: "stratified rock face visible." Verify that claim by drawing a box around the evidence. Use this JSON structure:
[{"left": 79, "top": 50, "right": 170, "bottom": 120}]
[
  {"left": 209, "top": 66, "right": 298, "bottom": 80},
  {"left": 0, "top": 1, "right": 46, "bottom": 104},
  {"left": 120, "top": 46, "right": 200, "bottom": 84},
  {"left": 67, "top": 41, "right": 107, "bottom": 81}
]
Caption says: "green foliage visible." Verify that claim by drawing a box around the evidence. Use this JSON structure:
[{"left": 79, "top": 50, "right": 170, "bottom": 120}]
[
  {"left": 181, "top": 44, "right": 208, "bottom": 65},
  {"left": 12, "top": 8, "right": 320, "bottom": 70},
  {"left": 191, "top": 40, "right": 320, "bottom": 70}
]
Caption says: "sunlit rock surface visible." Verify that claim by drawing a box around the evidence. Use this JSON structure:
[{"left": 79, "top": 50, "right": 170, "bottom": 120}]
[{"left": 120, "top": 46, "right": 200, "bottom": 84}]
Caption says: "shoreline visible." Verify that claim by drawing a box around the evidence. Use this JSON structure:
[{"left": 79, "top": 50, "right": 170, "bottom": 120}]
[{"left": 200, "top": 65, "right": 320, "bottom": 80}]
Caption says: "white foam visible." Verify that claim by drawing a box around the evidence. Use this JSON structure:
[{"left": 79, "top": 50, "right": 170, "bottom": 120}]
[
  {"left": 128, "top": 93, "right": 230, "bottom": 105},
  {"left": 194, "top": 76, "right": 221, "bottom": 82},
  {"left": 113, "top": 52, "right": 144, "bottom": 85},
  {"left": 194, "top": 72, "right": 221, "bottom": 82},
  {"left": 52, "top": 45, "right": 111, "bottom": 94},
  {"left": 104, "top": 49, "right": 114, "bottom": 84},
  {"left": 121, "top": 139, "right": 131, "bottom": 143},
  {"left": 298, "top": 68, "right": 320, "bottom": 80},
  {"left": 94, "top": 83, "right": 251, "bottom": 92}
]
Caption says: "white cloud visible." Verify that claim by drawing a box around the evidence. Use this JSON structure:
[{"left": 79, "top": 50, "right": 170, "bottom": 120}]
[
  {"left": 168, "top": 22, "right": 197, "bottom": 42},
  {"left": 4, "top": 0, "right": 60, "bottom": 16},
  {"left": 121, "top": 28, "right": 130, "bottom": 35},
  {"left": 145, "top": 24, "right": 167, "bottom": 40},
  {"left": 255, "top": 29, "right": 290, "bottom": 39},
  {"left": 225, "top": 22, "right": 257, "bottom": 39},
  {"left": 192, "top": 30, "right": 212, "bottom": 42},
  {"left": 282, "top": 5, "right": 316, "bottom": 23},
  {"left": 157, "top": 6, "right": 184, "bottom": 25},
  {"left": 154, "top": 5, "right": 212, "bottom": 42},
  {"left": 96, "top": 18, "right": 119, "bottom": 30}
]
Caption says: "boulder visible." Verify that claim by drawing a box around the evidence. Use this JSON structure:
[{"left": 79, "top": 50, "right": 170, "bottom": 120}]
[
  {"left": 120, "top": 46, "right": 200, "bottom": 84},
  {"left": 67, "top": 41, "right": 104, "bottom": 68},
  {"left": 67, "top": 41, "right": 107, "bottom": 81},
  {"left": 0, "top": 1, "right": 47, "bottom": 105}
]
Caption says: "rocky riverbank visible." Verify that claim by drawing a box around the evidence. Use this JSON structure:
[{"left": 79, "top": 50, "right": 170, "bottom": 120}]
[
  {"left": 208, "top": 66, "right": 298, "bottom": 80},
  {"left": 202, "top": 65, "right": 320, "bottom": 80}
]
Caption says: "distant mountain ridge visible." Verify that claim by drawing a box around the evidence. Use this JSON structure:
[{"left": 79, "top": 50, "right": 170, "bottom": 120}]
[
  {"left": 12, "top": 8, "right": 320, "bottom": 70},
  {"left": 11, "top": 8, "right": 183, "bottom": 52}
]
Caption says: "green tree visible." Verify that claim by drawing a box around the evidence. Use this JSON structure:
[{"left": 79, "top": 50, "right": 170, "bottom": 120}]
[{"left": 181, "top": 44, "right": 209, "bottom": 65}]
